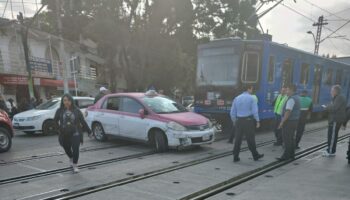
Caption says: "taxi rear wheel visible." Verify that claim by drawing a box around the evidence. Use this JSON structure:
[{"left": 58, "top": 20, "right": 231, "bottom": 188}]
[
  {"left": 0, "top": 127, "right": 12, "bottom": 153},
  {"left": 153, "top": 131, "right": 168, "bottom": 153},
  {"left": 93, "top": 123, "right": 107, "bottom": 142}
]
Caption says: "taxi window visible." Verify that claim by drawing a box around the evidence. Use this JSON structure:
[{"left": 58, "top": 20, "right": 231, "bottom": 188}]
[
  {"left": 103, "top": 97, "right": 121, "bottom": 111},
  {"left": 120, "top": 97, "right": 143, "bottom": 114}
]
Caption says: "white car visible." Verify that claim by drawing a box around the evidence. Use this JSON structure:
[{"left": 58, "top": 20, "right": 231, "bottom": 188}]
[
  {"left": 86, "top": 91, "right": 215, "bottom": 152},
  {"left": 12, "top": 97, "right": 94, "bottom": 135}
]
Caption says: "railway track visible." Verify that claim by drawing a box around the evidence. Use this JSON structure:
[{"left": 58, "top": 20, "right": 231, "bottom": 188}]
[
  {"left": 0, "top": 143, "right": 131, "bottom": 166},
  {"left": 0, "top": 125, "right": 329, "bottom": 193},
  {"left": 179, "top": 133, "right": 350, "bottom": 200}
]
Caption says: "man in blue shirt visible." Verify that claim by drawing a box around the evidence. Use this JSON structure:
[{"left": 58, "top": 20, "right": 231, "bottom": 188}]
[{"left": 230, "top": 85, "right": 264, "bottom": 162}]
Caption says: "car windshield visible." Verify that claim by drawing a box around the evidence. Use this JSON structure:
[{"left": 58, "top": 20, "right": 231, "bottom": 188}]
[
  {"left": 142, "top": 96, "right": 187, "bottom": 114},
  {"left": 36, "top": 99, "right": 59, "bottom": 110}
]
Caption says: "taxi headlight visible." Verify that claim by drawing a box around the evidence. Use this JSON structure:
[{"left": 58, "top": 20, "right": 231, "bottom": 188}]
[
  {"left": 167, "top": 121, "right": 187, "bottom": 131},
  {"left": 26, "top": 115, "right": 42, "bottom": 121}
]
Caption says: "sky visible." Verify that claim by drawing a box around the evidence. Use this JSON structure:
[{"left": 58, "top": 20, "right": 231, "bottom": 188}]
[{"left": 1, "top": 0, "right": 350, "bottom": 57}]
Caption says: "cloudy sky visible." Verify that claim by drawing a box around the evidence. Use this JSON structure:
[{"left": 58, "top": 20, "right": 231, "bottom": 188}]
[
  {"left": 1, "top": 0, "right": 350, "bottom": 56},
  {"left": 260, "top": 0, "right": 350, "bottom": 57}
]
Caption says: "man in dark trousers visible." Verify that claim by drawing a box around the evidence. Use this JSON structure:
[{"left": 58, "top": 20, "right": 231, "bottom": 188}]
[
  {"left": 230, "top": 85, "right": 264, "bottom": 162},
  {"left": 322, "top": 85, "right": 347, "bottom": 157},
  {"left": 277, "top": 84, "right": 300, "bottom": 161},
  {"left": 272, "top": 86, "right": 288, "bottom": 146},
  {"left": 295, "top": 90, "right": 313, "bottom": 149}
]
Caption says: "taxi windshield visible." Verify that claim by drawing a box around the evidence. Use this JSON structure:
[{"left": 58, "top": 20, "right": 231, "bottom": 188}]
[{"left": 142, "top": 96, "right": 187, "bottom": 114}]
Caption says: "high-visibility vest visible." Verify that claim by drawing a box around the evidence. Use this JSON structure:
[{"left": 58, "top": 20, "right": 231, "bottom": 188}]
[{"left": 274, "top": 94, "right": 287, "bottom": 115}]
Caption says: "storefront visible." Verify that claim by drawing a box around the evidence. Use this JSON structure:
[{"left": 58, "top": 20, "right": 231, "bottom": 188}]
[{"left": 0, "top": 75, "right": 76, "bottom": 105}]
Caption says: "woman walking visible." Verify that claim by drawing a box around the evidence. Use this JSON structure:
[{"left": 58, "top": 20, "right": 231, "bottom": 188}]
[{"left": 54, "top": 94, "right": 92, "bottom": 173}]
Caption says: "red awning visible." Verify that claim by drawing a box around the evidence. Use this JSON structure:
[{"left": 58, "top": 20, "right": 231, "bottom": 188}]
[{"left": 40, "top": 79, "right": 76, "bottom": 88}]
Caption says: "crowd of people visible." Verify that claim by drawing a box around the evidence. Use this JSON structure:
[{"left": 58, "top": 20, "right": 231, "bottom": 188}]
[{"left": 230, "top": 84, "right": 350, "bottom": 164}]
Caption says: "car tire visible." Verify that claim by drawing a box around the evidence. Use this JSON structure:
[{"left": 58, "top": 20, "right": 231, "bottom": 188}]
[
  {"left": 93, "top": 123, "right": 107, "bottom": 142},
  {"left": 0, "top": 127, "right": 12, "bottom": 153},
  {"left": 153, "top": 131, "right": 168, "bottom": 153},
  {"left": 42, "top": 120, "right": 58, "bottom": 135}
]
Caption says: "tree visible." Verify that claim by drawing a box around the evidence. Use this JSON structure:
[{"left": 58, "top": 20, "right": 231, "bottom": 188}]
[{"left": 36, "top": 0, "right": 259, "bottom": 95}]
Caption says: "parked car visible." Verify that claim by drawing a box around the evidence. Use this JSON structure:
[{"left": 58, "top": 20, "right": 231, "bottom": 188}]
[
  {"left": 86, "top": 91, "right": 215, "bottom": 152},
  {"left": 0, "top": 110, "right": 14, "bottom": 152},
  {"left": 12, "top": 97, "right": 94, "bottom": 135}
]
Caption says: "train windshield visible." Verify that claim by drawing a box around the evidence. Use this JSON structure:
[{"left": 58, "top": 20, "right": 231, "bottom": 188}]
[{"left": 197, "top": 46, "right": 239, "bottom": 86}]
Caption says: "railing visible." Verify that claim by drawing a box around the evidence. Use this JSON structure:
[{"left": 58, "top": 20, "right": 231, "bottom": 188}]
[{"left": 0, "top": 51, "right": 96, "bottom": 80}]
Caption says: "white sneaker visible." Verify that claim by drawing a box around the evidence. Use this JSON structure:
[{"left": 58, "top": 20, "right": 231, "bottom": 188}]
[
  {"left": 73, "top": 164, "right": 80, "bottom": 173},
  {"left": 322, "top": 151, "right": 336, "bottom": 157}
]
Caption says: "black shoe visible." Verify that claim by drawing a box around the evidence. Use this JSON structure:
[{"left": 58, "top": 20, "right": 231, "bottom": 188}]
[
  {"left": 274, "top": 142, "right": 282, "bottom": 146},
  {"left": 276, "top": 157, "right": 286, "bottom": 161},
  {"left": 233, "top": 157, "right": 240, "bottom": 162},
  {"left": 253, "top": 154, "right": 264, "bottom": 161}
]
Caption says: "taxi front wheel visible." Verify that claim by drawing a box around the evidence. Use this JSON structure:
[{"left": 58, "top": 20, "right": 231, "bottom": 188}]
[{"left": 153, "top": 131, "right": 168, "bottom": 153}]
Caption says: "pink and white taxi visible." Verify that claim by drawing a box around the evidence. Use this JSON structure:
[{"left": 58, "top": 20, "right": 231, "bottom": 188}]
[{"left": 86, "top": 91, "right": 215, "bottom": 152}]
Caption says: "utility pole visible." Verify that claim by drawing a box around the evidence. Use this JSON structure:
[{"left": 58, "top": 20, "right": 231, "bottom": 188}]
[
  {"left": 55, "top": 0, "right": 69, "bottom": 94},
  {"left": 17, "top": 12, "right": 35, "bottom": 99},
  {"left": 313, "top": 16, "right": 328, "bottom": 55}
]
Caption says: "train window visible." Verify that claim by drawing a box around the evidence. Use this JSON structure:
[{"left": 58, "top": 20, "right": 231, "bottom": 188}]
[
  {"left": 241, "top": 52, "right": 260, "bottom": 83},
  {"left": 335, "top": 69, "right": 343, "bottom": 85},
  {"left": 282, "top": 58, "right": 294, "bottom": 86},
  {"left": 324, "top": 68, "right": 333, "bottom": 85},
  {"left": 300, "top": 63, "right": 310, "bottom": 85},
  {"left": 268, "top": 56, "right": 275, "bottom": 83}
]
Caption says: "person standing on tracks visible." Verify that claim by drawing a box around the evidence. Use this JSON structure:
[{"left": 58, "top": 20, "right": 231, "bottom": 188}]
[
  {"left": 54, "top": 94, "right": 92, "bottom": 173},
  {"left": 272, "top": 86, "right": 288, "bottom": 146},
  {"left": 295, "top": 90, "right": 313, "bottom": 149},
  {"left": 277, "top": 84, "right": 300, "bottom": 161},
  {"left": 230, "top": 85, "right": 264, "bottom": 162},
  {"left": 322, "top": 85, "right": 347, "bottom": 157}
]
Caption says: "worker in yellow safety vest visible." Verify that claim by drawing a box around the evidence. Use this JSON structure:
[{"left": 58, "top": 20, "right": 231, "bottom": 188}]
[{"left": 272, "top": 86, "right": 288, "bottom": 146}]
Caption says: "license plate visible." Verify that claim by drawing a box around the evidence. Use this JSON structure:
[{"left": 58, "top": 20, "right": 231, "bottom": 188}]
[
  {"left": 202, "top": 134, "right": 210, "bottom": 141},
  {"left": 14, "top": 123, "right": 19, "bottom": 127}
]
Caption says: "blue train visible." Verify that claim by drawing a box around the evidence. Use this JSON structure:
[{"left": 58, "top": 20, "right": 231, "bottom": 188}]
[{"left": 194, "top": 38, "right": 350, "bottom": 133}]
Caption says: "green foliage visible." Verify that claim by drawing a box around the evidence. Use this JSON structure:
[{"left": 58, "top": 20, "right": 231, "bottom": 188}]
[{"left": 37, "top": 0, "right": 259, "bottom": 95}]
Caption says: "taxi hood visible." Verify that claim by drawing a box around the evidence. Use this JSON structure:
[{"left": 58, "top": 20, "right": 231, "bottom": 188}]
[{"left": 157, "top": 112, "right": 208, "bottom": 126}]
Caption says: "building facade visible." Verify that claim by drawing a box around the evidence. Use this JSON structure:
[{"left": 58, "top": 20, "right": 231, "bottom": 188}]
[{"left": 0, "top": 20, "right": 107, "bottom": 105}]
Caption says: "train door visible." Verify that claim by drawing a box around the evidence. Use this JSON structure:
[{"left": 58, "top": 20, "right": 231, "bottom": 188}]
[
  {"left": 312, "top": 65, "right": 322, "bottom": 104},
  {"left": 281, "top": 58, "right": 294, "bottom": 87}
]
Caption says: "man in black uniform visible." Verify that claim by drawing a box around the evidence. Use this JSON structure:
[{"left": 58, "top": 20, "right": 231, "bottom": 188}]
[
  {"left": 277, "top": 84, "right": 300, "bottom": 161},
  {"left": 230, "top": 85, "right": 264, "bottom": 162}
]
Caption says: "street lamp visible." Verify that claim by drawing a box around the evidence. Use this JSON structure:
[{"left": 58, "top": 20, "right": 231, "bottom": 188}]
[
  {"left": 307, "top": 31, "right": 318, "bottom": 54},
  {"left": 307, "top": 31, "right": 316, "bottom": 43}
]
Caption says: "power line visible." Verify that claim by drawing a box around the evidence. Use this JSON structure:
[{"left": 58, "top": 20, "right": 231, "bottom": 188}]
[
  {"left": 281, "top": 3, "right": 315, "bottom": 22},
  {"left": 320, "top": 19, "right": 350, "bottom": 42},
  {"left": 1, "top": 0, "right": 8, "bottom": 18},
  {"left": 326, "top": 7, "right": 350, "bottom": 18},
  {"left": 303, "top": 0, "right": 346, "bottom": 21},
  {"left": 281, "top": 3, "right": 350, "bottom": 42}
]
